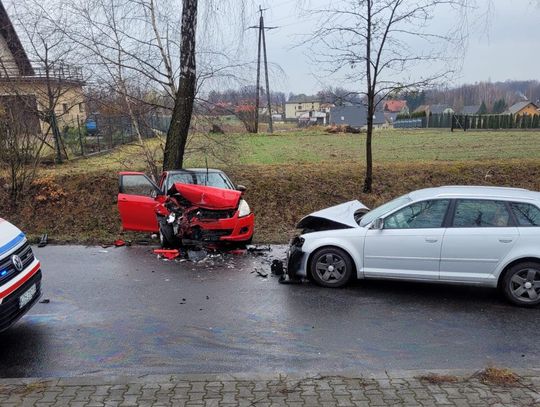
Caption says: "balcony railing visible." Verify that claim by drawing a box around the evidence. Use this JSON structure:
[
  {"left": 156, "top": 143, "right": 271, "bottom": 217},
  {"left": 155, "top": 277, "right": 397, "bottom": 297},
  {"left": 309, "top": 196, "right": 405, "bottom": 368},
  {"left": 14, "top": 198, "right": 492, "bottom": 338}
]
[{"left": 0, "top": 60, "right": 84, "bottom": 83}]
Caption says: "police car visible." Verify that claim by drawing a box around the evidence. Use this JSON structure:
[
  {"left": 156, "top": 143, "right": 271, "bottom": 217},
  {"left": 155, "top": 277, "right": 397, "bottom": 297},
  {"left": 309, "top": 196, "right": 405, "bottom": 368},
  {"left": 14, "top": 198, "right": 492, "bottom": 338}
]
[{"left": 0, "top": 218, "right": 42, "bottom": 332}]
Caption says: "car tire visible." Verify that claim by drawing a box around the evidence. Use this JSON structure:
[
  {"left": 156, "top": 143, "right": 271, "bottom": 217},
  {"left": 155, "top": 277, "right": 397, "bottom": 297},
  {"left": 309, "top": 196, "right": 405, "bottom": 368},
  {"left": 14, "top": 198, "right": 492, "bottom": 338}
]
[
  {"left": 159, "top": 221, "right": 179, "bottom": 249},
  {"left": 502, "top": 262, "right": 540, "bottom": 307},
  {"left": 310, "top": 247, "right": 354, "bottom": 288}
]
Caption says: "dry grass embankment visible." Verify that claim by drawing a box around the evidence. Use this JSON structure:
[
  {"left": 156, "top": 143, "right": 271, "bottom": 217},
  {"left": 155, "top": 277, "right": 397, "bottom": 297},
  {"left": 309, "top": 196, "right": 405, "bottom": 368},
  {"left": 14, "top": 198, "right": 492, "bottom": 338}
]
[{"left": 2, "top": 158, "right": 539, "bottom": 244}]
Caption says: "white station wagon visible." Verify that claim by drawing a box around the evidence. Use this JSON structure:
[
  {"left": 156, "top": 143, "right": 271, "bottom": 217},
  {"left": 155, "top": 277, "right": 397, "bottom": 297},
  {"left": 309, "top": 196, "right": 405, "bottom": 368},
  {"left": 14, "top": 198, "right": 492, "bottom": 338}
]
[{"left": 287, "top": 186, "right": 540, "bottom": 307}]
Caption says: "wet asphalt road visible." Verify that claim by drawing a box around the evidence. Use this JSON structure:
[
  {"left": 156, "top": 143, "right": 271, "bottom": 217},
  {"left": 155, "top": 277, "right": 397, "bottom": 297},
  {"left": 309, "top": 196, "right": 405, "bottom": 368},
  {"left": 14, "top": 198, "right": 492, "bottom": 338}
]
[{"left": 0, "top": 245, "right": 539, "bottom": 378}]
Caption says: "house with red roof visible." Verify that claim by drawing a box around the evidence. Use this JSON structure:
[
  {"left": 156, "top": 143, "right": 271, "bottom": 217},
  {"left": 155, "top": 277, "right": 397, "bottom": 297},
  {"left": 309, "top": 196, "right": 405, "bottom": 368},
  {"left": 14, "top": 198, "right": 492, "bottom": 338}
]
[{"left": 383, "top": 100, "right": 409, "bottom": 114}]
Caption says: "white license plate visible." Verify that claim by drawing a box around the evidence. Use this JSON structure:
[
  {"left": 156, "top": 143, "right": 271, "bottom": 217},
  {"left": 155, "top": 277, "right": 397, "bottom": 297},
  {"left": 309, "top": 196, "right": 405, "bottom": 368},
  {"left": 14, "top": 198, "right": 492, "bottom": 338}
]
[{"left": 19, "top": 284, "right": 36, "bottom": 309}]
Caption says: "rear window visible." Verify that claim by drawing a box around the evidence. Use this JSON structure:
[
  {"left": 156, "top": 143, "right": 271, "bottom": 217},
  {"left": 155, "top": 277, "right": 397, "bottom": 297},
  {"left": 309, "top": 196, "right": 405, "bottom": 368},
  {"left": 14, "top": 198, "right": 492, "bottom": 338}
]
[
  {"left": 452, "top": 199, "right": 511, "bottom": 228},
  {"left": 510, "top": 202, "right": 540, "bottom": 226},
  {"left": 166, "top": 172, "right": 234, "bottom": 191}
]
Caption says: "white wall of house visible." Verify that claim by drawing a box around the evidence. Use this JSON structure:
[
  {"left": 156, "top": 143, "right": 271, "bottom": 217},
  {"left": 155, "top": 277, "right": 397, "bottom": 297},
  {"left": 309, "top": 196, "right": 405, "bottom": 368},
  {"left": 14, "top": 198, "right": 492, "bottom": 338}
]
[{"left": 285, "top": 101, "right": 322, "bottom": 119}]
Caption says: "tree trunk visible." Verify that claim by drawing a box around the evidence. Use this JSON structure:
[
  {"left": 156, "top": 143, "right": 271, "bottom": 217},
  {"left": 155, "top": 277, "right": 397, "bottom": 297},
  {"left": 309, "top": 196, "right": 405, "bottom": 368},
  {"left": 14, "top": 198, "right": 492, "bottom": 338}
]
[
  {"left": 163, "top": 0, "right": 198, "bottom": 170},
  {"left": 362, "top": 0, "right": 373, "bottom": 194},
  {"left": 363, "top": 110, "right": 373, "bottom": 193}
]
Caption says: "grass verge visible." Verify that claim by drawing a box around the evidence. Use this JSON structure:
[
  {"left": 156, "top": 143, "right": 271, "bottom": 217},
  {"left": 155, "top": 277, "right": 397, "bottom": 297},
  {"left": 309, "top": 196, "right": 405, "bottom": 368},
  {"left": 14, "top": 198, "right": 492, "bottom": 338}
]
[{"left": 2, "top": 159, "right": 539, "bottom": 245}]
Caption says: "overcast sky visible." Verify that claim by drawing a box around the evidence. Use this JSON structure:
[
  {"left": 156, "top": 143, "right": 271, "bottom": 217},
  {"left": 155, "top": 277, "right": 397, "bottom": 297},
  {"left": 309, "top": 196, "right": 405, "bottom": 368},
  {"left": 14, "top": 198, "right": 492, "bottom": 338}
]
[{"left": 240, "top": 0, "right": 540, "bottom": 95}]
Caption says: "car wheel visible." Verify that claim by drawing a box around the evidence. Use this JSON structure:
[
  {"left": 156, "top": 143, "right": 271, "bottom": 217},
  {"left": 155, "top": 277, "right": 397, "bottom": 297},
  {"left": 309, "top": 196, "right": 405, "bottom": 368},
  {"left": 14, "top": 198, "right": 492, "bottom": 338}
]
[
  {"left": 502, "top": 262, "right": 540, "bottom": 307},
  {"left": 310, "top": 247, "right": 354, "bottom": 288},
  {"left": 159, "top": 222, "right": 178, "bottom": 249}
]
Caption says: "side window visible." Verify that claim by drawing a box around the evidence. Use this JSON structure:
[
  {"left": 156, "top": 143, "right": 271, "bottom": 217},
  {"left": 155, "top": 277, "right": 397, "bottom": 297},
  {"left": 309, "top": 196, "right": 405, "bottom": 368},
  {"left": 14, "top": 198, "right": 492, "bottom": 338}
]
[
  {"left": 120, "top": 175, "right": 157, "bottom": 196},
  {"left": 453, "top": 200, "right": 511, "bottom": 227},
  {"left": 384, "top": 200, "right": 450, "bottom": 229},
  {"left": 510, "top": 202, "right": 540, "bottom": 226}
]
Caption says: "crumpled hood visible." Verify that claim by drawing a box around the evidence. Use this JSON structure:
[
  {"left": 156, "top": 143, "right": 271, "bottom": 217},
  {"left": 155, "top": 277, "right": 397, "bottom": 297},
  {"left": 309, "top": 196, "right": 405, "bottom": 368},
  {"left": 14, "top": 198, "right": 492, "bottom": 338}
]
[
  {"left": 297, "top": 200, "right": 369, "bottom": 230},
  {"left": 168, "top": 183, "right": 242, "bottom": 210}
]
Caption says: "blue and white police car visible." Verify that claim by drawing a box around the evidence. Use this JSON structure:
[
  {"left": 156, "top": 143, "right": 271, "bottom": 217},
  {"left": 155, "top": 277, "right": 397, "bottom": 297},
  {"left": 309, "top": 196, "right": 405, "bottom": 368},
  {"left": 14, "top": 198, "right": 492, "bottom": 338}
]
[{"left": 0, "top": 218, "right": 42, "bottom": 332}]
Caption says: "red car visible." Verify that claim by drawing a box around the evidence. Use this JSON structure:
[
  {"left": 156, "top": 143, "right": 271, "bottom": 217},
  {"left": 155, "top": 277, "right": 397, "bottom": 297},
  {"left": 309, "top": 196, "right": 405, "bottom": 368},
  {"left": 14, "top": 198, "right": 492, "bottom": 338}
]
[{"left": 118, "top": 169, "right": 254, "bottom": 247}]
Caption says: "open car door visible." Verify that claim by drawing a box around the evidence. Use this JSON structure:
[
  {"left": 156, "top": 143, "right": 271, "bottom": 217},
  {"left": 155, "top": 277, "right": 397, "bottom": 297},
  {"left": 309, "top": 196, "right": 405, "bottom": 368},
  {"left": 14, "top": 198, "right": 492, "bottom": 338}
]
[{"left": 118, "top": 172, "right": 161, "bottom": 232}]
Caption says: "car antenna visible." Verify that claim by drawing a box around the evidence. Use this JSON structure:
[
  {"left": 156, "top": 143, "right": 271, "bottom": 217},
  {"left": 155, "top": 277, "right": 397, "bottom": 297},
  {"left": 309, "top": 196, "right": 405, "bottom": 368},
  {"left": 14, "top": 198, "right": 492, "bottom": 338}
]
[{"left": 205, "top": 156, "right": 209, "bottom": 186}]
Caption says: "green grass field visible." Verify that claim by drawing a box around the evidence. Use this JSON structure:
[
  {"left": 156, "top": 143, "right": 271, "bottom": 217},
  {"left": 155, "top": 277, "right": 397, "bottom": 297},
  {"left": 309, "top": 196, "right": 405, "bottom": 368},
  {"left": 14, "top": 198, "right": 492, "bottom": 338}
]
[
  {"left": 229, "top": 128, "right": 540, "bottom": 165},
  {"left": 44, "top": 128, "right": 540, "bottom": 176}
]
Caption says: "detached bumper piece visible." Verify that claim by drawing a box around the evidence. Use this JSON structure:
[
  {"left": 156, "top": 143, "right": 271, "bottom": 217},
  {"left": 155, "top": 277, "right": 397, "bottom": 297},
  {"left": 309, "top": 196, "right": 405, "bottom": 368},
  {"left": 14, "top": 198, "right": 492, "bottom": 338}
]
[
  {"left": 0, "top": 270, "right": 42, "bottom": 332},
  {"left": 278, "top": 243, "right": 305, "bottom": 284}
]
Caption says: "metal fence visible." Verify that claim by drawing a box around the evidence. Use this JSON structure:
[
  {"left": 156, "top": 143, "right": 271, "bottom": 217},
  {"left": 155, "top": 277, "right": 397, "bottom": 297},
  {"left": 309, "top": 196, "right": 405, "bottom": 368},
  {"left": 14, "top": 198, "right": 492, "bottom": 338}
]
[
  {"left": 63, "top": 114, "right": 172, "bottom": 157},
  {"left": 394, "top": 113, "right": 540, "bottom": 130}
]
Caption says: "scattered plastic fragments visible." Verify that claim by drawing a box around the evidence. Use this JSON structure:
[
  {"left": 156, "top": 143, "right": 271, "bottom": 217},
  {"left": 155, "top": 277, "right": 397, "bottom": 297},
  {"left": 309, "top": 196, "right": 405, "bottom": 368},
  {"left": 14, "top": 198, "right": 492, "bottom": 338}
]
[
  {"left": 154, "top": 249, "right": 181, "bottom": 260},
  {"left": 37, "top": 233, "right": 48, "bottom": 248},
  {"left": 271, "top": 260, "right": 285, "bottom": 276},
  {"left": 114, "top": 239, "right": 126, "bottom": 247},
  {"left": 187, "top": 249, "right": 208, "bottom": 262}
]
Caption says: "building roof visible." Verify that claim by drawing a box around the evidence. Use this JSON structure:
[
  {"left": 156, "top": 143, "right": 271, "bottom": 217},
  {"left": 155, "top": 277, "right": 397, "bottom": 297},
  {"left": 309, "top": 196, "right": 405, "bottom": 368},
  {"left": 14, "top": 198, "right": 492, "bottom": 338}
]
[
  {"left": 460, "top": 105, "right": 481, "bottom": 115},
  {"left": 0, "top": 1, "right": 34, "bottom": 75},
  {"left": 287, "top": 95, "right": 321, "bottom": 104},
  {"left": 329, "top": 106, "right": 385, "bottom": 127},
  {"left": 506, "top": 101, "right": 538, "bottom": 115},
  {"left": 413, "top": 105, "right": 430, "bottom": 114},
  {"left": 384, "top": 100, "right": 407, "bottom": 113},
  {"left": 429, "top": 104, "right": 453, "bottom": 114}
]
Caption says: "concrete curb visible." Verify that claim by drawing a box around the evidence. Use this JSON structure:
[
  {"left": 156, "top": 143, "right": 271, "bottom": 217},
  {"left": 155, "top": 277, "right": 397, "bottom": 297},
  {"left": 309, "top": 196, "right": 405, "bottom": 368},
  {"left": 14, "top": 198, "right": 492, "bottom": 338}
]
[{"left": 1, "top": 368, "right": 539, "bottom": 386}]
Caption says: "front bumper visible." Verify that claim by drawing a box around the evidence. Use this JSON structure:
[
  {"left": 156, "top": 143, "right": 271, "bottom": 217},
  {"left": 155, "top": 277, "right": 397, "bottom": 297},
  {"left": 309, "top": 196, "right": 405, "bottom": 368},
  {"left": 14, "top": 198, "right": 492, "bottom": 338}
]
[
  {"left": 193, "top": 213, "right": 255, "bottom": 243},
  {"left": 0, "top": 269, "right": 42, "bottom": 332},
  {"left": 287, "top": 242, "right": 307, "bottom": 279}
]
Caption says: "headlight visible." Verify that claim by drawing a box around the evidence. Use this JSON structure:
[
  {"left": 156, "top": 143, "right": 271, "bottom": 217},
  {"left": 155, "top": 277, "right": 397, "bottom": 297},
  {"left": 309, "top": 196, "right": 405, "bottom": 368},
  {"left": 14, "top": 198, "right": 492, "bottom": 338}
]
[
  {"left": 238, "top": 199, "right": 251, "bottom": 217},
  {"left": 167, "top": 213, "right": 176, "bottom": 224}
]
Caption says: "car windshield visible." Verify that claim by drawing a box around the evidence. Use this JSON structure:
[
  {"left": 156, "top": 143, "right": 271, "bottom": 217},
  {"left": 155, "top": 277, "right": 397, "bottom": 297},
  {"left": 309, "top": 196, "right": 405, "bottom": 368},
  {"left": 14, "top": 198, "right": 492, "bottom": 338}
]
[
  {"left": 167, "top": 172, "right": 234, "bottom": 191},
  {"left": 359, "top": 194, "right": 412, "bottom": 227}
]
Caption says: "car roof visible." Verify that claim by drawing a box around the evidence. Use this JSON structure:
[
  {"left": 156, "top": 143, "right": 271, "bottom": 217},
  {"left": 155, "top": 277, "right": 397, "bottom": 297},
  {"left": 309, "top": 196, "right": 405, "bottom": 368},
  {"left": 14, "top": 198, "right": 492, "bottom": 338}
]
[
  {"left": 409, "top": 186, "right": 540, "bottom": 202},
  {"left": 166, "top": 168, "right": 225, "bottom": 174}
]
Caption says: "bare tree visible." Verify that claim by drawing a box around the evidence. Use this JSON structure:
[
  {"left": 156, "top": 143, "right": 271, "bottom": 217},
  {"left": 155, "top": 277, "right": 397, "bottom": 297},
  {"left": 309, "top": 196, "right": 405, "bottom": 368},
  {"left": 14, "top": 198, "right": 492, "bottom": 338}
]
[
  {"left": 305, "top": 0, "right": 479, "bottom": 192},
  {"left": 0, "top": 100, "right": 43, "bottom": 206},
  {"left": 163, "top": 0, "right": 197, "bottom": 170},
  {"left": 4, "top": 0, "right": 84, "bottom": 163}
]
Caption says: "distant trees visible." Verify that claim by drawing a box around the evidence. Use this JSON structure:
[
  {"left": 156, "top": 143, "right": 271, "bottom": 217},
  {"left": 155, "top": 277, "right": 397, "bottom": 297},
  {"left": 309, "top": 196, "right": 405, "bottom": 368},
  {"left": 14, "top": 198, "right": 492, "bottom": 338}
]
[
  {"left": 492, "top": 98, "right": 508, "bottom": 114},
  {"left": 424, "top": 81, "right": 539, "bottom": 112},
  {"left": 478, "top": 101, "right": 488, "bottom": 115},
  {"left": 402, "top": 91, "right": 426, "bottom": 112}
]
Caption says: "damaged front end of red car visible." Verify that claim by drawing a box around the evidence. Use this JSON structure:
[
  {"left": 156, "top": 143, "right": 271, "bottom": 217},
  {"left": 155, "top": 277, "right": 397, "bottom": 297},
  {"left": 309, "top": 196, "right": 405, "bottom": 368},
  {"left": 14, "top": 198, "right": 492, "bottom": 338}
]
[{"left": 157, "top": 183, "right": 255, "bottom": 248}]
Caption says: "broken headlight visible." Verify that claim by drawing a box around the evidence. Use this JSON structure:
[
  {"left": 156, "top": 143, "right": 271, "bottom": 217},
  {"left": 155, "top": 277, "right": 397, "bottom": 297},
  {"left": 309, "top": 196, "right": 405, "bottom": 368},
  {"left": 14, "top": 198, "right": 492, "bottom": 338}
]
[
  {"left": 238, "top": 199, "right": 251, "bottom": 217},
  {"left": 167, "top": 213, "right": 177, "bottom": 224},
  {"left": 291, "top": 236, "right": 305, "bottom": 248}
]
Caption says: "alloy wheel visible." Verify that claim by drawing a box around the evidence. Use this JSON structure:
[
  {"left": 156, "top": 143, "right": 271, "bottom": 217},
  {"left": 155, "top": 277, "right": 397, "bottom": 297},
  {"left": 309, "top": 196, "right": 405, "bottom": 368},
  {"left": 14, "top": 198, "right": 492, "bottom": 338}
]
[
  {"left": 315, "top": 253, "right": 347, "bottom": 283},
  {"left": 509, "top": 268, "right": 540, "bottom": 303}
]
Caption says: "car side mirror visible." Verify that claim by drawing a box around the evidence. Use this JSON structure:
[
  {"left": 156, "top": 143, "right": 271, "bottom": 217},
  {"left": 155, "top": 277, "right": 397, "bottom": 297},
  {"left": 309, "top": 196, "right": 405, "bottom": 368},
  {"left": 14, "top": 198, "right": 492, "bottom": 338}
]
[
  {"left": 236, "top": 185, "right": 247, "bottom": 192},
  {"left": 371, "top": 218, "right": 384, "bottom": 230},
  {"left": 151, "top": 190, "right": 165, "bottom": 200}
]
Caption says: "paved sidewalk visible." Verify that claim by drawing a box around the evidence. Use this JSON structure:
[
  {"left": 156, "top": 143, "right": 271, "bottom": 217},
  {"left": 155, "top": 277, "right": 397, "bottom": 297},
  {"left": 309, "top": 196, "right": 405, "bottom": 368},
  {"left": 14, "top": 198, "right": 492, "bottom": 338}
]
[{"left": 0, "top": 369, "right": 539, "bottom": 406}]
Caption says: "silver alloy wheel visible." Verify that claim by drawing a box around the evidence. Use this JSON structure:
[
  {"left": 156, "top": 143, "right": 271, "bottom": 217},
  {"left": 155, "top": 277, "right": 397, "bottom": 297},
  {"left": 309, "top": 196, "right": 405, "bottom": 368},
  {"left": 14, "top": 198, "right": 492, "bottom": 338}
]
[
  {"left": 509, "top": 268, "right": 540, "bottom": 303},
  {"left": 315, "top": 253, "right": 347, "bottom": 283}
]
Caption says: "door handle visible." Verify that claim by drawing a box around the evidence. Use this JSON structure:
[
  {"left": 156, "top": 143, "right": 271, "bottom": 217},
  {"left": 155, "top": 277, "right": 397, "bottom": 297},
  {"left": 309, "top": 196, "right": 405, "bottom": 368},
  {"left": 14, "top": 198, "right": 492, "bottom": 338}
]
[
  {"left": 425, "top": 238, "right": 438, "bottom": 243},
  {"left": 499, "top": 238, "right": 513, "bottom": 243}
]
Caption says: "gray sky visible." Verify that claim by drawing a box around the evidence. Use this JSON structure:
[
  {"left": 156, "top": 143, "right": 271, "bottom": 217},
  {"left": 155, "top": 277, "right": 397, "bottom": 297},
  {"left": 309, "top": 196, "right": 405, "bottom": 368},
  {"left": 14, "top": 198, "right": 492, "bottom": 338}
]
[{"left": 241, "top": 0, "right": 540, "bottom": 94}]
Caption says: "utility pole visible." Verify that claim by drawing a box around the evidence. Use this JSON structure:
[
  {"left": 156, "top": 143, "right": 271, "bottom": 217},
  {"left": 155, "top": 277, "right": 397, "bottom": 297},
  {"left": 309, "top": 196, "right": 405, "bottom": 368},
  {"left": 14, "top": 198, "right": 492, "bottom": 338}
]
[{"left": 249, "top": 6, "right": 276, "bottom": 133}]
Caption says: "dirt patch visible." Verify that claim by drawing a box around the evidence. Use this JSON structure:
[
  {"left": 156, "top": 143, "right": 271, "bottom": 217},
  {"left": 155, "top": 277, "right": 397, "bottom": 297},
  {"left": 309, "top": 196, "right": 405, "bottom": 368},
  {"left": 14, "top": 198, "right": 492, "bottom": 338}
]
[
  {"left": 417, "top": 373, "right": 460, "bottom": 384},
  {"left": 477, "top": 367, "right": 520, "bottom": 386},
  {"left": 2, "top": 159, "right": 540, "bottom": 244}
]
